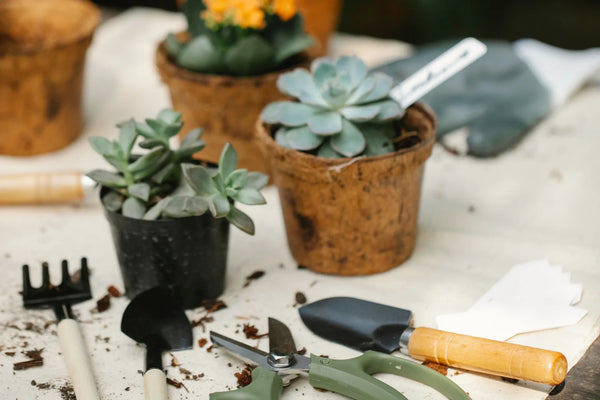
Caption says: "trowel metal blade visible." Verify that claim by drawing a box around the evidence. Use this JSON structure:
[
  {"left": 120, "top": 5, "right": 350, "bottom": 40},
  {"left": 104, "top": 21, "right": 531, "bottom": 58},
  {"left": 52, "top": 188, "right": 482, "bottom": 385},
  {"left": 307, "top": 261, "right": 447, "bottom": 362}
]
[
  {"left": 121, "top": 286, "right": 193, "bottom": 351},
  {"left": 299, "top": 297, "right": 412, "bottom": 353}
]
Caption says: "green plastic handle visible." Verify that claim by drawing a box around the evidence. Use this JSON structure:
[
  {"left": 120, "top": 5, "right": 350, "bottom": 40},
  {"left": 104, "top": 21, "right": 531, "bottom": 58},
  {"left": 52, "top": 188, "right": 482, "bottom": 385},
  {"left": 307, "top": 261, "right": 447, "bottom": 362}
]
[
  {"left": 308, "top": 350, "right": 471, "bottom": 400},
  {"left": 209, "top": 367, "right": 283, "bottom": 400}
]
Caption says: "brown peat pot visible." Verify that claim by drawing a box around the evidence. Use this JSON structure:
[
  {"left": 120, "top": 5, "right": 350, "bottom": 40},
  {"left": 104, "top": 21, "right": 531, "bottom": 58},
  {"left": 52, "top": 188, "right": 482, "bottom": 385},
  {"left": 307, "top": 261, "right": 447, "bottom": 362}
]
[
  {"left": 0, "top": 0, "right": 99, "bottom": 156},
  {"left": 256, "top": 103, "right": 437, "bottom": 275},
  {"left": 156, "top": 38, "right": 310, "bottom": 175},
  {"left": 296, "top": 0, "right": 344, "bottom": 56}
]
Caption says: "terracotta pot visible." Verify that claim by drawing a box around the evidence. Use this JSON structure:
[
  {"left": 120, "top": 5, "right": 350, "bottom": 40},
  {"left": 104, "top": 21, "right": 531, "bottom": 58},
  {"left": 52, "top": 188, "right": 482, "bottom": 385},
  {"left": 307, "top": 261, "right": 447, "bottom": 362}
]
[
  {"left": 0, "top": 0, "right": 100, "bottom": 156},
  {"left": 156, "top": 39, "right": 309, "bottom": 175},
  {"left": 296, "top": 0, "right": 344, "bottom": 56},
  {"left": 256, "top": 104, "right": 437, "bottom": 275}
]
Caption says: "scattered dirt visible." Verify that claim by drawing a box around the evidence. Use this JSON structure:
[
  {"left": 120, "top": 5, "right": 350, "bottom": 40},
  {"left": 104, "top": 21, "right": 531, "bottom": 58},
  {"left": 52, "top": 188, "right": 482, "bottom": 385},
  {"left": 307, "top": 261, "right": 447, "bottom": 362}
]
[
  {"left": 198, "top": 338, "right": 208, "bottom": 348},
  {"left": 243, "top": 270, "right": 265, "bottom": 287},
  {"left": 296, "top": 347, "right": 307, "bottom": 355},
  {"left": 501, "top": 377, "right": 519, "bottom": 384},
  {"left": 14, "top": 348, "right": 44, "bottom": 370},
  {"left": 235, "top": 365, "right": 256, "bottom": 388},
  {"left": 202, "top": 299, "right": 227, "bottom": 313},
  {"left": 294, "top": 292, "right": 307, "bottom": 305},
  {"left": 107, "top": 285, "right": 121, "bottom": 297},
  {"left": 95, "top": 295, "right": 111, "bottom": 312},
  {"left": 170, "top": 354, "right": 180, "bottom": 367},
  {"left": 242, "top": 324, "right": 268, "bottom": 339},
  {"left": 59, "top": 384, "right": 76, "bottom": 400},
  {"left": 166, "top": 377, "right": 183, "bottom": 389},
  {"left": 422, "top": 361, "right": 448, "bottom": 376}
]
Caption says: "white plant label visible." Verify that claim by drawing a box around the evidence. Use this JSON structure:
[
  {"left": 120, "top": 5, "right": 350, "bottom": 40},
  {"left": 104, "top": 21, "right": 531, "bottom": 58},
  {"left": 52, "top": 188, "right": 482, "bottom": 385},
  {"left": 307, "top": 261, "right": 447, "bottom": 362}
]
[{"left": 390, "top": 37, "right": 488, "bottom": 109}]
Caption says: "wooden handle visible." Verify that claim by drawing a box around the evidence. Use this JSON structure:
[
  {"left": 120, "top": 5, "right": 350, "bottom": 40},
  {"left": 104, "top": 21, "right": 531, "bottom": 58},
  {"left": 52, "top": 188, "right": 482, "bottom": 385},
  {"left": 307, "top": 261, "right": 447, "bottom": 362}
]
[
  {"left": 0, "top": 172, "right": 84, "bottom": 204},
  {"left": 408, "top": 327, "right": 567, "bottom": 385},
  {"left": 57, "top": 319, "right": 101, "bottom": 400},
  {"left": 144, "top": 368, "right": 169, "bottom": 400}
]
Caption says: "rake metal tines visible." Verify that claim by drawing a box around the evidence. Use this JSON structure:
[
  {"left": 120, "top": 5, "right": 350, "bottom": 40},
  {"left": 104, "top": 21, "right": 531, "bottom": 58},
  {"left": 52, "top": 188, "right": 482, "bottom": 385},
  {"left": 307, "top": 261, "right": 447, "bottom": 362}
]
[{"left": 22, "top": 258, "right": 92, "bottom": 320}]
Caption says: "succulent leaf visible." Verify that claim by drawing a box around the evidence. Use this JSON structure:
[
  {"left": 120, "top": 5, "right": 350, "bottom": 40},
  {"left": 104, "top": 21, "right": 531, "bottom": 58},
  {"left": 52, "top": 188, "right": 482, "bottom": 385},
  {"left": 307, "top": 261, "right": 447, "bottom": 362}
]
[
  {"left": 182, "top": 164, "right": 219, "bottom": 196},
  {"left": 122, "top": 197, "right": 146, "bottom": 219},
  {"left": 89, "top": 137, "right": 113, "bottom": 157},
  {"left": 274, "top": 127, "right": 290, "bottom": 147},
  {"left": 87, "top": 170, "right": 127, "bottom": 188},
  {"left": 362, "top": 124, "right": 394, "bottom": 156},
  {"left": 278, "top": 102, "right": 322, "bottom": 126},
  {"left": 218, "top": 143, "right": 238, "bottom": 180},
  {"left": 128, "top": 148, "right": 165, "bottom": 174},
  {"left": 232, "top": 188, "right": 266, "bottom": 205},
  {"left": 374, "top": 100, "right": 404, "bottom": 121},
  {"left": 177, "top": 36, "right": 223, "bottom": 72},
  {"left": 165, "top": 33, "right": 183, "bottom": 58},
  {"left": 307, "top": 111, "right": 342, "bottom": 135},
  {"left": 226, "top": 206, "right": 255, "bottom": 235},
  {"left": 245, "top": 172, "right": 269, "bottom": 190},
  {"left": 356, "top": 72, "right": 393, "bottom": 103},
  {"left": 157, "top": 109, "right": 182, "bottom": 124},
  {"left": 316, "top": 140, "right": 343, "bottom": 158},
  {"left": 260, "top": 101, "right": 286, "bottom": 124},
  {"left": 224, "top": 35, "right": 274, "bottom": 76},
  {"left": 331, "top": 119, "right": 366, "bottom": 157},
  {"left": 340, "top": 105, "right": 382, "bottom": 121},
  {"left": 128, "top": 183, "right": 151, "bottom": 202},
  {"left": 162, "top": 195, "right": 209, "bottom": 218},
  {"left": 312, "top": 61, "right": 338, "bottom": 91},
  {"left": 101, "top": 191, "right": 124, "bottom": 212},
  {"left": 285, "top": 126, "right": 324, "bottom": 150},
  {"left": 118, "top": 120, "right": 137, "bottom": 156},
  {"left": 336, "top": 55, "right": 368, "bottom": 91},
  {"left": 277, "top": 69, "right": 316, "bottom": 98},
  {"left": 180, "top": 128, "right": 204, "bottom": 148},
  {"left": 208, "top": 194, "right": 231, "bottom": 218},
  {"left": 225, "top": 169, "right": 248, "bottom": 189}
]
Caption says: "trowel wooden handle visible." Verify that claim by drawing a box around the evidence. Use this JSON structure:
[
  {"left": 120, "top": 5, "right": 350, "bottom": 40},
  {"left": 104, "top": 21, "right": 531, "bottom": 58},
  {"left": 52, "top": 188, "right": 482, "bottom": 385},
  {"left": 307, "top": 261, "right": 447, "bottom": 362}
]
[
  {"left": 0, "top": 171, "right": 87, "bottom": 204},
  {"left": 406, "top": 327, "right": 567, "bottom": 385},
  {"left": 57, "top": 319, "right": 101, "bottom": 400},
  {"left": 144, "top": 368, "right": 169, "bottom": 400}
]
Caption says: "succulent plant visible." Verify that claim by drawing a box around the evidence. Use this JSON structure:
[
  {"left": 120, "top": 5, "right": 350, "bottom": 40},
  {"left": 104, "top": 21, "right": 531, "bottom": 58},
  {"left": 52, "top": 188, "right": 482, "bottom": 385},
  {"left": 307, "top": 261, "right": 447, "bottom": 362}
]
[
  {"left": 260, "top": 55, "right": 405, "bottom": 158},
  {"left": 146, "top": 143, "right": 269, "bottom": 234},
  {"left": 87, "top": 109, "right": 268, "bottom": 233},
  {"left": 165, "top": 0, "right": 313, "bottom": 76}
]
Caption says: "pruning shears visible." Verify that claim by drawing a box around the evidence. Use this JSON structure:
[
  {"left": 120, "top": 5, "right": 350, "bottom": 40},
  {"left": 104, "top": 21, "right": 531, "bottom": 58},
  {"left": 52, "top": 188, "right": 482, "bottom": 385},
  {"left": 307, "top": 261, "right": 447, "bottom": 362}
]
[{"left": 209, "top": 317, "right": 470, "bottom": 400}]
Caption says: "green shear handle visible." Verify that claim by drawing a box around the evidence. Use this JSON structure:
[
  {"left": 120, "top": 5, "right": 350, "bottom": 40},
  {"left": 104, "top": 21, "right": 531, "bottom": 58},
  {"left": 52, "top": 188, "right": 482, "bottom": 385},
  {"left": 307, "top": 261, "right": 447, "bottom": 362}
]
[{"left": 210, "top": 351, "right": 471, "bottom": 400}]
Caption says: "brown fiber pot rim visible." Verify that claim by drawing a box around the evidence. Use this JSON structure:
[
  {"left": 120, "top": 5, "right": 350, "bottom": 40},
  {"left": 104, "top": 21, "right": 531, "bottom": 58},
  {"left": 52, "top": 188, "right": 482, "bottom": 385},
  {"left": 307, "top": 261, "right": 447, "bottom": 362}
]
[
  {"left": 155, "top": 34, "right": 311, "bottom": 86},
  {"left": 255, "top": 102, "right": 438, "bottom": 172},
  {"left": 0, "top": 0, "right": 100, "bottom": 56}
]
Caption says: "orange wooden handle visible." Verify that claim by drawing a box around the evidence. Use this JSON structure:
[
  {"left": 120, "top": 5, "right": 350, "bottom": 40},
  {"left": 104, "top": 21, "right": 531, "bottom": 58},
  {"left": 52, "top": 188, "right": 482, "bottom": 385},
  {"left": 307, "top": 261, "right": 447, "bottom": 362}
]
[
  {"left": 408, "top": 327, "right": 567, "bottom": 385},
  {"left": 0, "top": 172, "right": 85, "bottom": 204}
]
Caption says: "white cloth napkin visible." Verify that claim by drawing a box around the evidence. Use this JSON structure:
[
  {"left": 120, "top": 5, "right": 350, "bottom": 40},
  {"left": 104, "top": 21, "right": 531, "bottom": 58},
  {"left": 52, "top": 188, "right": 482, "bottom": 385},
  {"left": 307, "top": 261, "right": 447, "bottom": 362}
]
[{"left": 436, "top": 260, "right": 588, "bottom": 341}]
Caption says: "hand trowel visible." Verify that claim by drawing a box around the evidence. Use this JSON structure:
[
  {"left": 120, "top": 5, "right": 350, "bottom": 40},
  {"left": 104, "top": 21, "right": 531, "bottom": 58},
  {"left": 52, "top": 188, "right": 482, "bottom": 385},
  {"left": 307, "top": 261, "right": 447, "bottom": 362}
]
[
  {"left": 121, "top": 287, "right": 193, "bottom": 400},
  {"left": 299, "top": 297, "right": 567, "bottom": 385}
]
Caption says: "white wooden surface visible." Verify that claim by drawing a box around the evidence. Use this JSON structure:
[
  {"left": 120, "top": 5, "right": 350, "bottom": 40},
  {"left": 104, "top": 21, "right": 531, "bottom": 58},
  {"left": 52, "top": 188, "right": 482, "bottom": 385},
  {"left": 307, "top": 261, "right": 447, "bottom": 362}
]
[{"left": 0, "top": 8, "right": 599, "bottom": 400}]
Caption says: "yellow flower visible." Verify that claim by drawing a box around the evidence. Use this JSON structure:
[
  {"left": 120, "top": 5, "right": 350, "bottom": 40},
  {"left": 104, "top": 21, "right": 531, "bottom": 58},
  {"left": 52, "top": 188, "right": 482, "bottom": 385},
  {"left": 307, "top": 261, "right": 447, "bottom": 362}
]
[
  {"left": 273, "top": 0, "right": 296, "bottom": 21},
  {"left": 202, "top": 0, "right": 266, "bottom": 29}
]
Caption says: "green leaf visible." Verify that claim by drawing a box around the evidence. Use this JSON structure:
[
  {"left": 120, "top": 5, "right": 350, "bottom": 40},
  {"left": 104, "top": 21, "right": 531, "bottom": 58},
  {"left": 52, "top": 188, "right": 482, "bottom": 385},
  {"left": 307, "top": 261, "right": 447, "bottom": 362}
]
[
  {"left": 182, "top": 164, "right": 219, "bottom": 196},
  {"left": 162, "top": 195, "right": 209, "bottom": 218},
  {"left": 163, "top": 122, "right": 183, "bottom": 138},
  {"left": 128, "top": 148, "right": 165, "bottom": 174},
  {"left": 274, "top": 127, "right": 291, "bottom": 147},
  {"left": 307, "top": 111, "right": 342, "bottom": 135},
  {"left": 180, "top": 128, "right": 204, "bottom": 148},
  {"left": 86, "top": 169, "right": 127, "bottom": 187},
  {"left": 273, "top": 34, "right": 314, "bottom": 65},
  {"left": 224, "top": 169, "right": 248, "bottom": 189},
  {"left": 101, "top": 190, "right": 124, "bottom": 212},
  {"left": 261, "top": 101, "right": 286, "bottom": 124},
  {"left": 145, "top": 119, "right": 165, "bottom": 138},
  {"left": 226, "top": 206, "right": 255, "bottom": 235},
  {"left": 224, "top": 35, "right": 275, "bottom": 76},
  {"left": 331, "top": 119, "right": 366, "bottom": 157},
  {"left": 312, "top": 60, "right": 337, "bottom": 91},
  {"left": 336, "top": 55, "right": 368, "bottom": 90},
  {"left": 277, "top": 69, "right": 315, "bottom": 98},
  {"left": 165, "top": 32, "right": 182, "bottom": 58},
  {"left": 158, "top": 109, "right": 182, "bottom": 124},
  {"left": 362, "top": 124, "right": 395, "bottom": 156},
  {"left": 232, "top": 188, "right": 266, "bottom": 205},
  {"left": 175, "top": 143, "right": 205, "bottom": 160},
  {"left": 317, "top": 140, "right": 343, "bottom": 158},
  {"left": 143, "top": 198, "right": 167, "bottom": 220},
  {"left": 218, "top": 143, "right": 238, "bottom": 180},
  {"left": 118, "top": 119, "right": 137, "bottom": 155},
  {"left": 340, "top": 104, "right": 382, "bottom": 121},
  {"left": 286, "top": 125, "right": 324, "bottom": 151},
  {"left": 245, "top": 172, "right": 269, "bottom": 190},
  {"left": 355, "top": 72, "right": 393, "bottom": 103},
  {"left": 139, "top": 138, "right": 166, "bottom": 149},
  {"left": 208, "top": 194, "right": 231, "bottom": 218},
  {"left": 182, "top": 0, "right": 208, "bottom": 37},
  {"left": 135, "top": 122, "right": 157, "bottom": 139},
  {"left": 346, "top": 76, "right": 376, "bottom": 105},
  {"left": 122, "top": 197, "right": 146, "bottom": 219},
  {"left": 373, "top": 100, "right": 404, "bottom": 121},
  {"left": 127, "top": 183, "right": 151, "bottom": 201},
  {"left": 177, "top": 36, "right": 224, "bottom": 73},
  {"left": 278, "top": 102, "right": 322, "bottom": 126},
  {"left": 89, "top": 137, "right": 113, "bottom": 156},
  {"left": 269, "top": 14, "right": 314, "bottom": 65}
]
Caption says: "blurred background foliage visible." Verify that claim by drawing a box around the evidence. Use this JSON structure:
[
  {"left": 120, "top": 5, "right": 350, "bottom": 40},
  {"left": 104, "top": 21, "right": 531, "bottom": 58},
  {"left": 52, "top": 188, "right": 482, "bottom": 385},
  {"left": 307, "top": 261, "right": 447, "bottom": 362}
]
[{"left": 93, "top": 0, "right": 600, "bottom": 49}]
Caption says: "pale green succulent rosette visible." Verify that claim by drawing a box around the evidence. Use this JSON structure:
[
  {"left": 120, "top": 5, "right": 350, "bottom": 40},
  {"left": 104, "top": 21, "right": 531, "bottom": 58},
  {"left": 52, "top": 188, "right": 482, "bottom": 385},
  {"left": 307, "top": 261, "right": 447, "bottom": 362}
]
[{"left": 260, "top": 55, "right": 405, "bottom": 158}]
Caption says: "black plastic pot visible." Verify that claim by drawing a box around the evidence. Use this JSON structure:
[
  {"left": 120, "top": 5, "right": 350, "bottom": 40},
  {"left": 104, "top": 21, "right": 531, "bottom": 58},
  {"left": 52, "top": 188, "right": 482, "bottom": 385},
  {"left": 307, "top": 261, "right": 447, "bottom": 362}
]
[{"left": 102, "top": 191, "right": 230, "bottom": 309}]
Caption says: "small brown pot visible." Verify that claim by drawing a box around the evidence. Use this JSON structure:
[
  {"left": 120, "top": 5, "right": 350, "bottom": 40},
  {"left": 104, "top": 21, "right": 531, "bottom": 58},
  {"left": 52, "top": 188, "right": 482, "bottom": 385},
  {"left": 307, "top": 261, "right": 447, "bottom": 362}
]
[
  {"left": 256, "top": 104, "right": 437, "bottom": 275},
  {"left": 0, "top": 0, "right": 100, "bottom": 156},
  {"left": 296, "top": 0, "right": 344, "bottom": 56},
  {"left": 156, "top": 39, "right": 309, "bottom": 174}
]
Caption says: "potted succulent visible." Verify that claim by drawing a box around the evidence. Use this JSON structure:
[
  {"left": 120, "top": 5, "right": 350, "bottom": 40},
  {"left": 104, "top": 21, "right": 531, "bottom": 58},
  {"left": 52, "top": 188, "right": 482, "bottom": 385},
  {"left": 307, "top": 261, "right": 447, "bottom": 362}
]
[
  {"left": 256, "top": 55, "right": 437, "bottom": 275},
  {"left": 87, "top": 109, "right": 268, "bottom": 308},
  {"left": 0, "top": 0, "right": 100, "bottom": 156},
  {"left": 156, "top": 0, "right": 315, "bottom": 174}
]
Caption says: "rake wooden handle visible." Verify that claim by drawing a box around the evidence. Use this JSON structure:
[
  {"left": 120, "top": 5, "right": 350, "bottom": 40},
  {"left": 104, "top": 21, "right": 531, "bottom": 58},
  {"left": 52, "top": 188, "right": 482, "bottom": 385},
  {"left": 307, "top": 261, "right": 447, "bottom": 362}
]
[
  {"left": 144, "top": 368, "right": 168, "bottom": 400},
  {"left": 0, "top": 171, "right": 87, "bottom": 204},
  {"left": 57, "top": 319, "right": 101, "bottom": 400},
  {"left": 406, "top": 327, "right": 567, "bottom": 385}
]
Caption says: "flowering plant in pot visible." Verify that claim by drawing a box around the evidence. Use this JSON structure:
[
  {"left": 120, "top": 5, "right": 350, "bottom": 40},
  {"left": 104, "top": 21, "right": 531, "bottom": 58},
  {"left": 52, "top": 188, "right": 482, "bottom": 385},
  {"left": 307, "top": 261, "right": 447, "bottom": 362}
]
[
  {"left": 87, "top": 109, "right": 268, "bottom": 308},
  {"left": 156, "top": 0, "right": 314, "bottom": 174},
  {"left": 256, "top": 55, "right": 437, "bottom": 275}
]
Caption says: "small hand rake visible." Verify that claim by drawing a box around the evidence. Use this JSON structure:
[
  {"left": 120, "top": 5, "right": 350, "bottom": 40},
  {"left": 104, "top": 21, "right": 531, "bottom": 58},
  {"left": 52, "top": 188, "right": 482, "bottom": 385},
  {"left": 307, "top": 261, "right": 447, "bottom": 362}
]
[{"left": 22, "top": 258, "right": 101, "bottom": 400}]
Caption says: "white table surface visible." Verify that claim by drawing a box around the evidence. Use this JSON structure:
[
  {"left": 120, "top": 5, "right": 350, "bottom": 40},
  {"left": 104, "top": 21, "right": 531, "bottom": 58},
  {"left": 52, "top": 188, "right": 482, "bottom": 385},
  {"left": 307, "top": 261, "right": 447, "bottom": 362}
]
[{"left": 1, "top": 8, "right": 599, "bottom": 400}]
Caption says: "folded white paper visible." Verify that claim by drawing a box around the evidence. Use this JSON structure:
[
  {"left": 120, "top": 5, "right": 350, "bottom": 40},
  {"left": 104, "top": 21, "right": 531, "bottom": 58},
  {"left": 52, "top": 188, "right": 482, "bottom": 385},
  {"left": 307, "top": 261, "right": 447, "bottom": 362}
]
[{"left": 436, "top": 260, "right": 587, "bottom": 341}]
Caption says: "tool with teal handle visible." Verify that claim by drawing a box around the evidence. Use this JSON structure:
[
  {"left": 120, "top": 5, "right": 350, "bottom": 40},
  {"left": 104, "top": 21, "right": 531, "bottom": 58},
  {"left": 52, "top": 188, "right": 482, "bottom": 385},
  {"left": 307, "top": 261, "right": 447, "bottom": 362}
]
[{"left": 209, "top": 317, "right": 470, "bottom": 400}]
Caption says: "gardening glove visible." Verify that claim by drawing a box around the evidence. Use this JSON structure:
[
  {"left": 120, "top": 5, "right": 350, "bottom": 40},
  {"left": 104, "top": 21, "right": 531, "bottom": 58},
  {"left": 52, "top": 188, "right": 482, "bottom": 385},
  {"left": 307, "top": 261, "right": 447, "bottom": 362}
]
[{"left": 374, "top": 39, "right": 600, "bottom": 156}]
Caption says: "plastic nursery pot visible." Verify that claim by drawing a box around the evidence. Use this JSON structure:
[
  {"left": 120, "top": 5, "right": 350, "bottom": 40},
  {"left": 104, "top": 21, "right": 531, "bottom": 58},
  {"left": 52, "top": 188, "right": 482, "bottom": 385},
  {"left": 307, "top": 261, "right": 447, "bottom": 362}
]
[
  {"left": 255, "top": 103, "right": 437, "bottom": 275},
  {"left": 155, "top": 36, "right": 311, "bottom": 175},
  {"left": 0, "top": 0, "right": 100, "bottom": 156},
  {"left": 102, "top": 190, "right": 230, "bottom": 309},
  {"left": 296, "top": 0, "right": 344, "bottom": 56}
]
